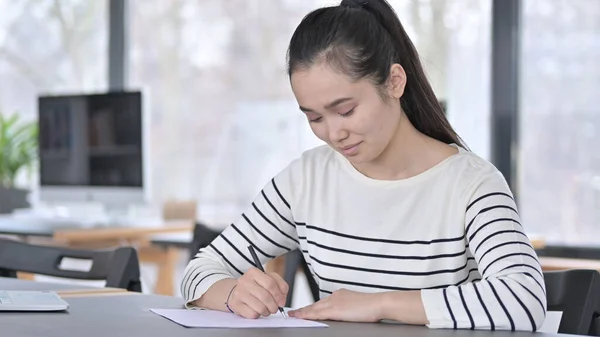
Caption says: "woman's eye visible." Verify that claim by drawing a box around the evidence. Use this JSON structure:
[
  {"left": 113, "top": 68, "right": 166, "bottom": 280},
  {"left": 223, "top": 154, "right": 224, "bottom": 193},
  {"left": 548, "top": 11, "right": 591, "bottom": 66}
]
[
  {"left": 340, "top": 108, "right": 355, "bottom": 117},
  {"left": 309, "top": 117, "right": 323, "bottom": 123}
]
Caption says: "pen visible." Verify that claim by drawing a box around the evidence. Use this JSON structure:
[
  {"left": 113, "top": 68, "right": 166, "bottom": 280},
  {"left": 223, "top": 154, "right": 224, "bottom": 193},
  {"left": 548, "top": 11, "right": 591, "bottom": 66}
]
[{"left": 247, "top": 245, "right": 287, "bottom": 319}]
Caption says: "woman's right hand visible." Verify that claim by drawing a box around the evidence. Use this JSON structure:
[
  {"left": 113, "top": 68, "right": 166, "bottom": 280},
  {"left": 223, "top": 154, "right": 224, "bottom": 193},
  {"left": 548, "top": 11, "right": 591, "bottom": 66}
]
[{"left": 227, "top": 267, "right": 289, "bottom": 319}]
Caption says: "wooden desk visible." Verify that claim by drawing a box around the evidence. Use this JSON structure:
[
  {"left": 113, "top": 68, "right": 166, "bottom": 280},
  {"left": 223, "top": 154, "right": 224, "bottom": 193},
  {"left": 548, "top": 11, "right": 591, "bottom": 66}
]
[
  {"left": 539, "top": 256, "right": 600, "bottom": 271},
  {"left": 57, "top": 288, "right": 135, "bottom": 298},
  {"left": 52, "top": 222, "right": 193, "bottom": 243},
  {"left": 531, "top": 237, "right": 546, "bottom": 250},
  {"left": 0, "top": 277, "right": 131, "bottom": 298}
]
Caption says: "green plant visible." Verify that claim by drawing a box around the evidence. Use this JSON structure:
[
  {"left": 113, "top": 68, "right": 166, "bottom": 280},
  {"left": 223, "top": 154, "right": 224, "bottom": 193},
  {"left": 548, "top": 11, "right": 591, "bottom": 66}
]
[{"left": 0, "top": 113, "right": 38, "bottom": 188}]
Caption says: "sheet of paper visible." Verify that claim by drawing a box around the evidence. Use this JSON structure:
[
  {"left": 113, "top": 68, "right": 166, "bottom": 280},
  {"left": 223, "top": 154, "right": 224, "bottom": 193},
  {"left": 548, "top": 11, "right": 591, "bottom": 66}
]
[
  {"left": 537, "top": 311, "right": 562, "bottom": 334},
  {"left": 150, "top": 308, "right": 328, "bottom": 329}
]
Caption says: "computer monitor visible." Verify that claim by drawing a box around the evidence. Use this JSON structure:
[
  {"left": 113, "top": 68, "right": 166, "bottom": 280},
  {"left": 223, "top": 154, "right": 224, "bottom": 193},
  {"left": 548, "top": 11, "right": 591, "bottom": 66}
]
[{"left": 37, "top": 91, "right": 147, "bottom": 208}]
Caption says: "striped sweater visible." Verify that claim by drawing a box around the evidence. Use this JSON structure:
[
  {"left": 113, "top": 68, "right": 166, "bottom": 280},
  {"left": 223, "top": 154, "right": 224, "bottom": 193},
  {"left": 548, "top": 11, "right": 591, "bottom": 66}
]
[{"left": 181, "top": 144, "right": 547, "bottom": 331}]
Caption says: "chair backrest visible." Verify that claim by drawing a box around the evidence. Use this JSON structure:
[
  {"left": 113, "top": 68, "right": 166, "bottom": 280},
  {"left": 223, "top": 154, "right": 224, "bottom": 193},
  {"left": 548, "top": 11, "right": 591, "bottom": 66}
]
[
  {"left": 544, "top": 269, "right": 600, "bottom": 335},
  {"left": 283, "top": 249, "right": 320, "bottom": 307},
  {"left": 0, "top": 238, "right": 142, "bottom": 292},
  {"left": 188, "top": 222, "right": 221, "bottom": 260}
]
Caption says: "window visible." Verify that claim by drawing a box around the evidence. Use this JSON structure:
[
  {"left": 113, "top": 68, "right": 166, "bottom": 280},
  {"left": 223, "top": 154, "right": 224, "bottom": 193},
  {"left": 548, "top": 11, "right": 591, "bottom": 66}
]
[
  {"left": 519, "top": 0, "right": 600, "bottom": 243},
  {"left": 129, "top": 0, "right": 327, "bottom": 223},
  {"left": 391, "top": 0, "right": 492, "bottom": 159},
  {"left": 0, "top": 0, "right": 107, "bottom": 188},
  {"left": 129, "top": 0, "right": 491, "bottom": 224}
]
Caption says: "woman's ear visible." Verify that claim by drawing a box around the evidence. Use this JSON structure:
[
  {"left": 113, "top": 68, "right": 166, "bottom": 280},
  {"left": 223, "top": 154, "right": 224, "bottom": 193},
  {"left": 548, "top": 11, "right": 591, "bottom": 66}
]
[{"left": 387, "top": 64, "right": 407, "bottom": 99}]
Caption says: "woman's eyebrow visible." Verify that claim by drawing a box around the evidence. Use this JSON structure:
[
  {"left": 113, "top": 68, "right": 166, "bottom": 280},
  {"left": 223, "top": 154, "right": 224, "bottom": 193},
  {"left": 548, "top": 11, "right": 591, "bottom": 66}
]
[{"left": 299, "top": 97, "right": 353, "bottom": 113}]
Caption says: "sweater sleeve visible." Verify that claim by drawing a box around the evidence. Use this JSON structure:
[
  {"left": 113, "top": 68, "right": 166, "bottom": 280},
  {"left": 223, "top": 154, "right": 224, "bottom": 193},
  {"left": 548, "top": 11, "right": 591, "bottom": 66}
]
[
  {"left": 180, "top": 164, "right": 300, "bottom": 307},
  {"left": 421, "top": 170, "right": 547, "bottom": 331}
]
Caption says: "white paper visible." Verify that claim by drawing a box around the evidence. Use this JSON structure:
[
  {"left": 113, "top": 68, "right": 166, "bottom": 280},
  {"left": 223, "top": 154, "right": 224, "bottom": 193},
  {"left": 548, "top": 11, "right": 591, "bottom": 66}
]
[
  {"left": 537, "top": 311, "right": 562, "bottom": 334},
  {"left": 150, "top": 308, "right": 328, "bottom": 329}
]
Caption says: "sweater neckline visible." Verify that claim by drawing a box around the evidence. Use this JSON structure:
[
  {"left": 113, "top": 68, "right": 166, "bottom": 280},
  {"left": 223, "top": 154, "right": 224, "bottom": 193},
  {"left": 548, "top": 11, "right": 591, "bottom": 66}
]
[{"left": 335, "top": 144, "right": 466, "bottom": 188}]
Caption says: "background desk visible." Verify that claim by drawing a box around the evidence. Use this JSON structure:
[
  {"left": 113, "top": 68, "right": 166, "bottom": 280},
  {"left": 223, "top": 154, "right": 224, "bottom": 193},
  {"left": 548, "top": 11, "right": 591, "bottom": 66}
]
[
  {"left": 0, "top": 217, "right": 192, "bottom": 295},
  {"left": 0, "top": 277, "right": 131, "bottom": 298},
  {"left": 0, "top": 289, "right": 575, "bottom": 337}
]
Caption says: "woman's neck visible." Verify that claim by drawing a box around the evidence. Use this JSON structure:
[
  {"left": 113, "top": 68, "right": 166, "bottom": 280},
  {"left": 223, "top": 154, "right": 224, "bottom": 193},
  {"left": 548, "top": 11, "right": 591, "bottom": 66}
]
[{"left": 354, "top": 115, "right": 458, "bottom": 181}]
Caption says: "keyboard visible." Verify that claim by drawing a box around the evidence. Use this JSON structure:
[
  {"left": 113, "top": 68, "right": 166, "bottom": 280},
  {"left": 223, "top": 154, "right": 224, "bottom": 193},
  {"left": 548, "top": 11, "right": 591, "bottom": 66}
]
[{"left": 0, "top": 291, "right": 69, "bottom": 311}]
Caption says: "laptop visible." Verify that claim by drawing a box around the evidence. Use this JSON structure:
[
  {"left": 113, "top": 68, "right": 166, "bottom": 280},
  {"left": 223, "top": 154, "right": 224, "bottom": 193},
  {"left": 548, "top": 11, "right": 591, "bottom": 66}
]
[{"left": 0, "top": 291, "right": 69, "bottom": 311}]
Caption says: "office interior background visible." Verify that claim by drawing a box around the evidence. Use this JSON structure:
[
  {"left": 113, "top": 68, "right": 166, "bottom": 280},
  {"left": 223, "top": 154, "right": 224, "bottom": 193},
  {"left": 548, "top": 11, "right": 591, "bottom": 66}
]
[{"left": 0, "top": 0, "right": 599, "bottom": 291}]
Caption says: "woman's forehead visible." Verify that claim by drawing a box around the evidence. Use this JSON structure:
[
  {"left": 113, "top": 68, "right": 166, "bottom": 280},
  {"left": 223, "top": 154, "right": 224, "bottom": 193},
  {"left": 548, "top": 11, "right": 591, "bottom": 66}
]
[{"left": 291, "top": 64, "right": 371, "bottom": 104}]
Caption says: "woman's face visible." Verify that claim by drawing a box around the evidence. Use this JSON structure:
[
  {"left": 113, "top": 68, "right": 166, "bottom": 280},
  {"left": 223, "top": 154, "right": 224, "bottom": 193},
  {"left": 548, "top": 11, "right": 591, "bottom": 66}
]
[{"left": 291, "top": 63, "right": 405, "bottom": 165}]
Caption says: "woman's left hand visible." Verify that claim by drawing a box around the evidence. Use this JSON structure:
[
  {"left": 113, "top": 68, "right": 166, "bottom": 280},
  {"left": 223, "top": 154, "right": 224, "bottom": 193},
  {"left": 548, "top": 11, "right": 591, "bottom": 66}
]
[{"left": 288, "top": 289, "right": 383, "bottom": 322}]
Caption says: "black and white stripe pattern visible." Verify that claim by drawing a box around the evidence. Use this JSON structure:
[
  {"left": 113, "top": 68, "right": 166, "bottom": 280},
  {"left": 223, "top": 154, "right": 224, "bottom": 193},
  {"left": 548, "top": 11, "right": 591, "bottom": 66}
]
[
  {"left": 181, "top": 178, "right": 298, "bottom": 301},
  {"left": 422, "top": 172, "right": 546, "bottom": 331},
  {"left": 181, "top": 146, "right": 546, "bottom": 331}
]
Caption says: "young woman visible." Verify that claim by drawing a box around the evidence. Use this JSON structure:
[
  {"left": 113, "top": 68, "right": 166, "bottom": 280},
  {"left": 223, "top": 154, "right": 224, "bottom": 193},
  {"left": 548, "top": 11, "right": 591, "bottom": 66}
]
[{"left": 181, "top": 0, "right": 546, "bottom": 331}]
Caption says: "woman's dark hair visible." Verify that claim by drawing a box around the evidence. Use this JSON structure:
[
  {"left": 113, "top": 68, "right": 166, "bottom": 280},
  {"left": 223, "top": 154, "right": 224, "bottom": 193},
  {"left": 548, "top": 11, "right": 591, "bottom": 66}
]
[{"left": 287, "top": 0, "right": 465, "bottom": 148}]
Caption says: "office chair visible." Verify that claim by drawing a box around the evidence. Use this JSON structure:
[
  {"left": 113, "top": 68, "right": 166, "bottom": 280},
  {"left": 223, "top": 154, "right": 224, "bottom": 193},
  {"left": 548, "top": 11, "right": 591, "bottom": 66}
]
[
  {"left": 0, "top": 238, "right": 142, "bottom": 292},
  {"left": 188, "top": 222, "right": 221, "bottom": 260},
  {"left": 283, "top": 249, "right": 320, "bottom": 307},
  {"left": 544, "top": 269, "right": 600, "bottom": 336}
]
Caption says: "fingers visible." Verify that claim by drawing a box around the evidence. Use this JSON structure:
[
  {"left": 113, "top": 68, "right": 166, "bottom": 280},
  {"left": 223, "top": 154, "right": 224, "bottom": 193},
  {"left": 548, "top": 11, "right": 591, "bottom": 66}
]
[
  {"left": 229, "top": 282, "right": 270, "bottom": 318},
  {"left": 246, "top": 281, "right": 280, "bottom": 315},
  {"left": 234, "top": 302, "right": 261, "bottom": 319},
  {"left": 289, "top": 300, "right": 328, "bottom": 320},
  {"left": 267, "top": 272, "right": 290, "bottom": 304},
  {"left": 253, "top": 271, "right": 287, "bottom": 307},
  {"left": 231, "top": 268, "right": 284, "bottom": 318},
  {"left": 240, "top": 290, "right": 272, "bottom": 317}
]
